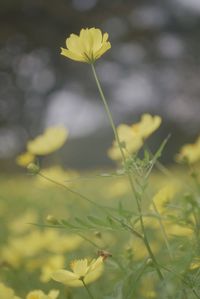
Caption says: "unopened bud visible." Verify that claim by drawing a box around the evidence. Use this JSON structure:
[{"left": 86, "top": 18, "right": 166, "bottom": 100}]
[
  {"left": 46, "top": 215, "right": 59, "bottom": 225},
  {"left": 94, "top": 231, "right": 102, "bottom": 238},
  {"left": 146, "top": 258, "right": 153, "bottom": 266},
  {"left": 98, "top": 250, "right": 112, "bottom": 260}
]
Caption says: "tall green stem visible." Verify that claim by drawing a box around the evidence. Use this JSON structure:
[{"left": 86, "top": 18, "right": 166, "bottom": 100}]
[
  {"left": 91, "top": 63, "right": 163, "bottom": 280},
  {"left": 82, "top": 279, "right": 95, "bottom": 299}
]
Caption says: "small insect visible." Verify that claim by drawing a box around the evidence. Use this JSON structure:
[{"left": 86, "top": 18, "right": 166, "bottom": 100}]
[{"left": 98, "top": 250, "right": 112, "bottom": 261}]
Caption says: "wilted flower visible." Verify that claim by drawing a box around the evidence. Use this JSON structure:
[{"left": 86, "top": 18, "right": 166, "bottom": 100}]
[
  {"left": 61, "top": 28, "right": 111, "bottom": 63},
  {"left": 27, "top": 126, "right": 68, "bottom": 155},
  {"left": 176, "top": 136, "right": 200, "bottom": 164},
  {"left": 51, "top": 256, "right": 104, "bottom": 287}
]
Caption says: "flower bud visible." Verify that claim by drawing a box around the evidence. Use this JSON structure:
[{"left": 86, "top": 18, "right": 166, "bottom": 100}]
[
  {"left": 27, "top": 163, "right": 40, "bottom": 174},
  {"left": 146, "top": 258, "right": 153, "bottom": 266},
  {"left": 46, "top": 215, "right": 59, "bottom": 225}
]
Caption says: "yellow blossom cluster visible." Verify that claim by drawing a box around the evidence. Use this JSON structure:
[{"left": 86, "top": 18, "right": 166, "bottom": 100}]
[{"left": 1, "top": 227, "right": 82, "bottom": 281}]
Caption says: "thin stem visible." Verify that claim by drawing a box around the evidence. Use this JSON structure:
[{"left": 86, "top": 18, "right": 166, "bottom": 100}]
[
  {"left": 38, "top": 172, "right": 145, "bottom": 241},
  {"left": 151, "top": 201, "right": 173, "bottom": 259},
  {"left": 38, "top": 172, "right": 110, "bottom": 212},
  {"left": 77, "top": 232, "right": 101, "bottom": 249},
  {"left": 159, "top": 264, "right": 200, "bottom": 299},
  {"left": 82, "top": 279, "right": 95, "bottom": 299},
  {"left": 91, "top": 63, "right": 164, "bottom": 280},
  {"left": 91, "top": 63, "right": 126, "bottom": 162}
]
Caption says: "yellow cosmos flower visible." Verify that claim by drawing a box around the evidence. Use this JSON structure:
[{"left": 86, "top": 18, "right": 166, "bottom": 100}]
[
  {"left": 131, "top": 114, "right": 162, "bottom": 139},
  {"left": 61, "top": 28, "right": 111, "bottom": 63},
  {"left": 176, "top": 136, "right": 200, "bottom": 164},
  {"left": 51, "top": 256, "right": 104, "bottom": 287},
  {"left": 27, "top": 126, "right": 68, "bottom": 155},
  {"left": 16, "top": 152, "right": 35, "bottom": 167},
  {"left": 26, "top": 290, "right": 59, "bottom": 299}
]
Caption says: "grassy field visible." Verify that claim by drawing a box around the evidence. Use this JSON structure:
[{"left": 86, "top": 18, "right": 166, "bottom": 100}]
[{"left": 1, "top": 162, "right": 200, "bottom": 299}]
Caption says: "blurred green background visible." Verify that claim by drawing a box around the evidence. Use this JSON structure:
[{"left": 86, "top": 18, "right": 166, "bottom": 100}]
[{"left": 0, "top": 0, "right": 200, "bottom": 171}]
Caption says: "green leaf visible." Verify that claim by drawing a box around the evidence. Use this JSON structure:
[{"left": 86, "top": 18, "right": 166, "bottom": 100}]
[
  {"left": 60, "top": 219, "right": 78, "bottom": 229},
  {"left": 87, "top": 215, "right": 108, "bottom": 227},
  {"left": 75, "top": 217, "right": 94, "bottom": 228}
]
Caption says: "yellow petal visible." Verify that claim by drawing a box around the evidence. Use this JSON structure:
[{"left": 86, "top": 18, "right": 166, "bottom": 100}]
[
  {"left": 61, "top": 48, "right": 85, "bottom": 62},
  {"left": 51, "top": 269, "right": 79, "bottom": 284},
  {"left": 90, "top": 28, "right": 103, "bottom": 52},
  {"left": 16, "top": 152, "right": 35, "bottom": 167},
  {"left": 70, "top": 259, "right": 88, "bottom": 276},
  {"left": 66, "top": 34, "right": 84, "bottom": 55},
  {"left": 80, "top": 28, "right": 93, "bottom": 54},
  {"left": 94, "top": 42, "right": 111, "bottom": 59},
  {"left": 176, "top": 136, "right": 200, "bottom": 164},
  {"left": 27, "top": 126, "right": 68, "bottom": 155},
  {"left": 88, "top": 256, "right": 103, "bottom": 272},
  {"left": 26, "top": 290, "right": 45, "bottom": 299},
  {"left": 102, "top": 32, "right": 109, "bottom": 42},
  {"left": 84, "top": 260, "right": 103, "bottom": 285},
  {"left": 48, "top": 290, "right": 60, "bottom": 299},
  {"left": 132, "top": 114, "right": 162, "bottom": 139}
]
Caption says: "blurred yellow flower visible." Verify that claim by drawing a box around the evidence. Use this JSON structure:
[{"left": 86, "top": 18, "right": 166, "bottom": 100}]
[
  {"left": 150, "top": 185, "right": 177, "bottom": 214},
  {"left": 16, "top": 152, "right": 35, "bottom": 167},
  {"left": 127, "top": 238, "right": 160, "bottom": 261},
  {"left": 108, "top": 114, "right": 161, "bottom": 161},
  {"left": 8, "top": 210, "right": 38, "bottom": 234},
  {"left": 139, "top": 274, "right": 157, "bottom": 299},
  {"left": 27, "top": 126, "right": 68, "bottom": 155},
  {"left": 26, "top": 290, "right": 59, "bottom": 299},
  {"left": 131, "top": 114, "right": 162, "bottom": 139},
  {"left": 176, "top": 136, "right": 200, "bottom": 164},
  {"left": 108, "top": 124, "right": 143, "bottom": 160},
  {"left": 51, "top": 256, "right": 104, "bottom": 287},
  {"left": 0, "top": 283, "right": 21, "bottom": 299},
  {"left": 36, "top": 166, "right": 78, "bottom": 187},
  {"left": 40, "top": 255, "right": 65, "bottom": 282},
  {"left": 164, "top": 222, "right": 193, "bottom": 237},
  {"left": 61, "top": 28, "right": 111, "bottom": 63}
]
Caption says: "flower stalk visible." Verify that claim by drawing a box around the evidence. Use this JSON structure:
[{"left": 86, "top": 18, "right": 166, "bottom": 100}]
[
  {"left": 81, "top": 279, "right": 95, "bottom": 299},
  {"left": 91, "top": 63, "right": 164, "bottom": 280}
]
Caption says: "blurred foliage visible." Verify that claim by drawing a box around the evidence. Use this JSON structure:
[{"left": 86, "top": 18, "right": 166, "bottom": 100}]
[{"left": 1, "top": 161, "right": 200, "bottom": 298}]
